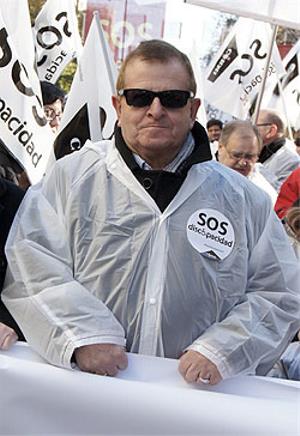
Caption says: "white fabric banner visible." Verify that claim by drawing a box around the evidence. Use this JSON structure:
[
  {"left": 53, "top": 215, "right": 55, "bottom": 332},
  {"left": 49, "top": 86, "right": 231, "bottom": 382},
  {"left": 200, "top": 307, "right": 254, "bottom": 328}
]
[
  {"left": 54, "top": 14, "right": 117, "bottom": 156},
  {"left": 203, "top": 17, "right": 285, "bottom": 119},
  {"left": 33, "top": 0, "right": 82, "bottom": 84},
  {"left": 0, "top": 343, "right": 299, "bottom": 435},
  {"left": 0, "top": 0, "right": 41, "bottom": 98},
  {"left": 185, "top": 0, "right": 300, "bottom": 31},
  {"left": 266, "top": 40, "right": 300, "bottom": 130},
  {"left": 0, "top": 10, "right": 54, "bottom": 184}
]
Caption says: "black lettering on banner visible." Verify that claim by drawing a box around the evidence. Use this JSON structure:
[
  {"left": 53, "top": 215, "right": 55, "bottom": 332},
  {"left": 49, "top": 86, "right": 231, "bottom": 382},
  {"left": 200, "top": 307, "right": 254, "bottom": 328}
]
[
  {"left": 273, "top": 54, "right": 299, "bottom": 96},
  {"left": 32, "top": 94, "right": 48, "bottom": 127},
  {"left": 37, "top": 54, "right": 47, "bottom": 67},
  {"left": 56, "top": 12, "right": 72, "bottom": 37},
  {"left": 230, "top": 54, "right": 253, "bottom": 84},
  {"left": 37, "top": 25, "right": 62, "bottom": 50},
  {"left": 0, "top": 27, "right": 12, "bottom": 68},
  {"left": 207, "top": 36, "right": 238, "bottom": 83},
  {"left": 250, "top": 39, "right": 267, "bottom": 60},
  {"left": 12, "top": 61, "right": 34, "bottom": 96}
]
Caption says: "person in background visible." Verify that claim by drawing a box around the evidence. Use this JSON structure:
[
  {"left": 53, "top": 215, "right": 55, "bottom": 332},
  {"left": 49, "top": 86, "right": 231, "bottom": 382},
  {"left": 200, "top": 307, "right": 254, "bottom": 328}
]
[
  {"left": 256, "top": 109, "right": 300, "bottom": 191},
  {"left": 0, "top": 175, "right": 25, "bottom": 349},
  {"left": 3, "top": 40, "right": 300, "bottom": 386},
  {"left": 275, "top": 167, "right": 300, "bottom": 220},
  {"left": 206, "top": 118, "right": 223, "bottom": 159},
  {"left": 40, "top": 81, "right": 65, "bottom": 134},
  {"left": 294, "top": 130, "right": 300, "bottom": 156},
  {"left": 218, "top": 120, "right": 277, "bottom": 204}
]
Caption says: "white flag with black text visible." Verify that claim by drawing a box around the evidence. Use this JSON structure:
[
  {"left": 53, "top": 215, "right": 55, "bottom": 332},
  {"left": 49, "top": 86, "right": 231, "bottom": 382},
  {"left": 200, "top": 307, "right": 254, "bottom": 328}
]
[
  {"left": 267, "top": 40, "right": 300, "bottom": 130},
  {"left": 54, "top": 14, "right": 117, "bottom": 159},
  {"left": 0, "top": 10, "right": 55, "bottom": 183},
  {"left": 33, "top": 0, "right": 82, "bottom": 84},
  {"left": 203, "top": 18, "right": 285, "bottom": 119}
]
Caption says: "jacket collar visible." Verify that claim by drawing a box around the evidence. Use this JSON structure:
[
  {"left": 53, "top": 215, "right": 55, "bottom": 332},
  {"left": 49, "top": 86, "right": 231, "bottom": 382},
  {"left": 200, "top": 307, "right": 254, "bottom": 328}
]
[
  {"left": 114, "top": 121, "right": 212, "bottom": 175},
  {"left": 258, "top": 137, "right": 286, "bottom": 164}
]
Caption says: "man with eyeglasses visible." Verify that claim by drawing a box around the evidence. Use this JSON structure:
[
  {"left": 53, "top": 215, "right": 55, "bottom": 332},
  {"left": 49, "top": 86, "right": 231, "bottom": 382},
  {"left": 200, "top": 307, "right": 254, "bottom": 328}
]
[
  {"left": 218, "top": 120, "right": 277, "bottom": 204},
  {"left": 3, "top": 40, "right": 300, "bottom": 386},
  {"left": 256, "top": 109, "right": 300, "bottom": 191},
  {"left": 41, "top": 81, "right": 65, "bottom": 134}
]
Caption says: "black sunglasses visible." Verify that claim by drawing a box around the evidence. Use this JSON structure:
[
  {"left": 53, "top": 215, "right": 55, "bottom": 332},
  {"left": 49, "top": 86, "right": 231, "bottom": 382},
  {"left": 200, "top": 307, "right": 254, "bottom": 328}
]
[{"left": 118, "top": 88, "right": 194, "bottom": 108}]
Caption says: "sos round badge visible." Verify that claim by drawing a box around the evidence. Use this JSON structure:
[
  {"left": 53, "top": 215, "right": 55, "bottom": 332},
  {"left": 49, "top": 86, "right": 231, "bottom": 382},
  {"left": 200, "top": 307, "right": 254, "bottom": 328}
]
[{"left": 186, "top": 208, "right": 235, "bottom": 261}]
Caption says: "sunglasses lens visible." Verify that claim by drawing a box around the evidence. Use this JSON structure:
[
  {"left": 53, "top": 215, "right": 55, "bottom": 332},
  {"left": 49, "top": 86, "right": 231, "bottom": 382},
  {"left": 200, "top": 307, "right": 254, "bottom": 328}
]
[
  {"left": 161, "top": 91, "right": 190, "bottom": 108},
  {"left": 124, "top": 90, "right": 153, "bottom": 107},
  {"left": 122, "top": 89, "right": 191, "bottom": 108}
]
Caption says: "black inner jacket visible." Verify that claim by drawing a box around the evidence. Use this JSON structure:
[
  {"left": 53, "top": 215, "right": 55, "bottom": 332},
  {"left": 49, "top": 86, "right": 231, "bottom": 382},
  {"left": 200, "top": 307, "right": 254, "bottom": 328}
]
[
  {"left": 0, "top": 178, "right": 25, "bottom": 340},
  {"left": 114, "top": 121, "right": 212, "bottom": 212},
  {"left": 258, "top": 137, "right": 286, "bottom": 164}
]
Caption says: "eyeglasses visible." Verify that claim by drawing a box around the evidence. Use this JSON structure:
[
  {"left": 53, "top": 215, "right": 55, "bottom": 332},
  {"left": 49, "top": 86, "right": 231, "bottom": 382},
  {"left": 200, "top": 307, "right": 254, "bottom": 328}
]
[
  {"left": 227, "top": 150, "right": 258, "bottom": 161},
  {"left": 256, "top": 123, "right": 272, "bottom": 127},
  {"left": 44, "top": 107, "right": 62, "bottom": 122},
  {"left": 118, "top": 88, "right": 194, "bottom": 108}
]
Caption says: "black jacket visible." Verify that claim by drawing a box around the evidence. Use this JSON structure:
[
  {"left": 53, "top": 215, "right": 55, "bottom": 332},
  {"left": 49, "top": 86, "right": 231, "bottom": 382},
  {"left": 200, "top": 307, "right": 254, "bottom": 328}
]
[
  {"left": 115, "top": 121, "right": 212, "bottom": 212},
  {"left": 0, "top": 177, "right": 25, "bottom": 340}
]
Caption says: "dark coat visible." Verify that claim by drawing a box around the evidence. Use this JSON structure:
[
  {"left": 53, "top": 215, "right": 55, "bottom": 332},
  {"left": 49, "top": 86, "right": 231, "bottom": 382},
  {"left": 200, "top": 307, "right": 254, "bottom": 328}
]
[{"left": 0, "top": 177, "right": 25, "bottom": 340}]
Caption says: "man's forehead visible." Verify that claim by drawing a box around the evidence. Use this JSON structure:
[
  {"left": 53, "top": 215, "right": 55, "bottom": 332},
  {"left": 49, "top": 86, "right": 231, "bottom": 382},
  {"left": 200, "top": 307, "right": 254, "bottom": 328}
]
[{"left": 227, "top": 131, "right": 259, "bottom": 147}]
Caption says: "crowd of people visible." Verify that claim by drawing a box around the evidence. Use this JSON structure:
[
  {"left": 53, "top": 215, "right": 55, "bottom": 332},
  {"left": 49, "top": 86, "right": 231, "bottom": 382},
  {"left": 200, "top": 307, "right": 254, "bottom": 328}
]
[{"left": 0, "top": 39, "right": 300, "bottom": 384}]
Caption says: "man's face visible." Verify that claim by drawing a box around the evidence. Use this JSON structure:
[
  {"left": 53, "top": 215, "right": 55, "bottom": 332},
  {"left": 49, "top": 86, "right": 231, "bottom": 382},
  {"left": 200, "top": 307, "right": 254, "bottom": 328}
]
[
  {"left": 218, "top": 131, "right": 259, "bottom": 177},
  {"left": 207, "top": 125, "right": 222, "bottom": 142},
  {"left": 112, "top": 58, "right": 200, "bottom": 169},
  {"left": 44, "top": 99, "right": 63, "bottom": 133},
  {"left": 256, "top": 112, "right": 275, "bottom": 146}
]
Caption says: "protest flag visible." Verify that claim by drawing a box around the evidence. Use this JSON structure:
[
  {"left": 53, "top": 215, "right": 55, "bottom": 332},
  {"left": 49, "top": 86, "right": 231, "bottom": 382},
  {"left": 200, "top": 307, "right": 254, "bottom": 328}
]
[
  {"left": 54, "top": 12, "right": 117, "bottom": 159},
  {"left": 203, "top": 17, "right": 285, "bottom": 119},
  {"left": 0, "top": 9, "right": 55, "bottom": 184},
  {"left": 33, "top": 0, "right": 82, "bottom": 84}
]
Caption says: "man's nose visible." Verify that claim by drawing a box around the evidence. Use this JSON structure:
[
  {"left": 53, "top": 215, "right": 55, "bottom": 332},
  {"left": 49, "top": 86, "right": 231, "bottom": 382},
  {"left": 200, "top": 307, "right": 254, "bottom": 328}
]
[{"left": 147, "top": 96, "right": 165, "bottom": 117}]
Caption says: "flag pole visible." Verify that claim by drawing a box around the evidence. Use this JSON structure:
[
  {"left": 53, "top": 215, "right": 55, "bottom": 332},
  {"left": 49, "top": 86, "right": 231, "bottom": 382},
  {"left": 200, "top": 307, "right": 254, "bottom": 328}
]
[{"left": 252, "top": 24, "right": 278, "bottom": 123}]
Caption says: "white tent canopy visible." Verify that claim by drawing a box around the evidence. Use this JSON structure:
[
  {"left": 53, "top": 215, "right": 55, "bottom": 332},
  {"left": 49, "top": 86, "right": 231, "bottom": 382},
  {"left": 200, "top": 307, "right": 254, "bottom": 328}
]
[{"left": 185, "top": 0, "right": 300, "bottom": 30}]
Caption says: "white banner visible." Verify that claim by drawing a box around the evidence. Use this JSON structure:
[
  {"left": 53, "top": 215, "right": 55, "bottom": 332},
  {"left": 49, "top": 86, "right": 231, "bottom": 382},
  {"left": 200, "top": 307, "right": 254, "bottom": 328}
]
[
  {"left": 0, "top": 12, "right": 54, "bottom": 184},
  {"left": 1, "top": 343, "right": 299, "bottom": 435},
  {"left": 0, "top": 0, "right": 41, "bottom": 98},
  {"left": 54, "top": 14, "right": 117, "bottom": 158},
  {"left": 267, "top": 40, "right": 300, "bottom": 129},
  {"left": 185, "top": 0, "right": 300, "bottom": 31},
  {"left": 203, "top": 17, "right": 285, "bottom": 119},
  {"left": 33, "top": 0, "right": 82, "bottom": 84}
]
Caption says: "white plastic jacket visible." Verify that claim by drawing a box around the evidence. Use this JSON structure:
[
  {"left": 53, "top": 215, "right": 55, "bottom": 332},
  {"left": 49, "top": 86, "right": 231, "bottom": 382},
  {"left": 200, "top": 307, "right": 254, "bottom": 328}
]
[
  {"left": 3, "top": 140, "right": 300, "bottom": 379},
  {"left": 260, "top": 143, "right": 300, "bottom": 192}
]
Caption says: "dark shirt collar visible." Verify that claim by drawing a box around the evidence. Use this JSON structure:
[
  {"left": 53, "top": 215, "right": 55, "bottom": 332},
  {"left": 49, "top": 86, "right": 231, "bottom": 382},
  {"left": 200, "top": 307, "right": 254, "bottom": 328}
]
[
  {"left": 258, "top": 137, "right": 286, "bottom": 164},
  {"left": 114, "top": 121, "right": 212, "bottom": 174}
]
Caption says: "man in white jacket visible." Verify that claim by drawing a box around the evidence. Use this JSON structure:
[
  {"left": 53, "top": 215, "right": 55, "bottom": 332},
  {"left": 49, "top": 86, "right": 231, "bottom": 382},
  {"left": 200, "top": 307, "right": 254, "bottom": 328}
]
[
  {"left": 218, "top": 120, "right": 277, "bottom": 204},
  {"left": 256, "top": 109, "right": 300, "bottom": 191},
  {"left": 3, "top": 40, "right": 300, "bottom": 385}
]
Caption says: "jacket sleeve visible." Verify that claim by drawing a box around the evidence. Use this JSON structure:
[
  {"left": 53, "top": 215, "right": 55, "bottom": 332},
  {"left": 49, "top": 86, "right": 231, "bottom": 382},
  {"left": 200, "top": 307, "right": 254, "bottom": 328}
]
[
  {"left": 188, "top": 208, "right": 300, "bottom": 379},
  {"left": 2, "top": 166, "right": 126, "bottom": 369}
]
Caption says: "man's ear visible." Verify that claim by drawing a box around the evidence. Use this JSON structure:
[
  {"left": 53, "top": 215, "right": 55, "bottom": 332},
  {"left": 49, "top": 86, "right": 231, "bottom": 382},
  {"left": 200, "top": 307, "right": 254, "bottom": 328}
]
[
  {"left": 112, "top": 95, "right": 122, "bottom": 126},
  {"left": 266, "top": 123, "right": 278, "bottom": 140}
]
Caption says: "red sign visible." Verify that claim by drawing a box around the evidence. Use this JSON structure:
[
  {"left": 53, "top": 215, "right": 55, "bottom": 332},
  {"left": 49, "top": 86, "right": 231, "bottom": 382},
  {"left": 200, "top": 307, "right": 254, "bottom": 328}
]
[{"left": 84, "top": 0, "right": 166, "bottom": 65}]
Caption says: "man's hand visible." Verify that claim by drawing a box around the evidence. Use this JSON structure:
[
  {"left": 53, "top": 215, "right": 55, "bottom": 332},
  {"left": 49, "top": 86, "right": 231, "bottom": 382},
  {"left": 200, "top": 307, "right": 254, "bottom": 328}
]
[
  {"left": 178, "top": 350, "right": 222, "bottom": 385},
  {"left": 0, "top": 323, "right": 18, "bottom": 350},
  {"left": 74, "top": 344, "right": 128, "bottom": 376}
]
